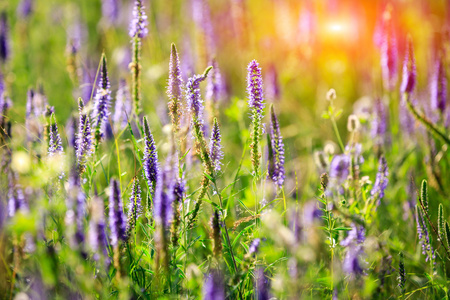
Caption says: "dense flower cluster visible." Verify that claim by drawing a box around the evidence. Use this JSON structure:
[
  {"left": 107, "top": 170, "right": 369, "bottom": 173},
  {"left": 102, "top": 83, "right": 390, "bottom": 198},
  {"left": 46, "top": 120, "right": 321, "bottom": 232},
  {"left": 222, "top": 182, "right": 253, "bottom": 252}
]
[{"left": 129, "top": 0, "right": 148, "bottom": 38}]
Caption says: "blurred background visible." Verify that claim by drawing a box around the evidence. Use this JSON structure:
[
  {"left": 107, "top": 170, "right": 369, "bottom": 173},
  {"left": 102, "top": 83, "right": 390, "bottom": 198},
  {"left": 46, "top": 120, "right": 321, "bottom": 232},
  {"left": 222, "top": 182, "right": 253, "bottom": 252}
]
[{"left": 1, "top": 0, "right": 449, "bottom": 192}]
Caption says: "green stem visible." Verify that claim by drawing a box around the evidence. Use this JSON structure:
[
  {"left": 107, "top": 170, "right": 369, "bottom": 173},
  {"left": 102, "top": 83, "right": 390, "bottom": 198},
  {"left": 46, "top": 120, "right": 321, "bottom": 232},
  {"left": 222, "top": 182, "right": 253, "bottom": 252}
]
[
  {"left": 132, "top": 36, "right": 142, "bottom": 117},
  {"left": 330, "top": 115, "right": 345, "bottom": 153},
  {"left": 210, "top": 178, "right": 239, "bottom": 274},
  {"left": 404, "top": 93, "right": 450, "bottom": 146}
]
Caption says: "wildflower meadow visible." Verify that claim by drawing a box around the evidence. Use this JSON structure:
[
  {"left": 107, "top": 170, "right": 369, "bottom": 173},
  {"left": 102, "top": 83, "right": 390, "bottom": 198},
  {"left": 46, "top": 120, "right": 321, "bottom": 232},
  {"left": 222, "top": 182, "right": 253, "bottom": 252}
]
[{"left": 1, "top": 0, "right": 450, "bottom": 299}]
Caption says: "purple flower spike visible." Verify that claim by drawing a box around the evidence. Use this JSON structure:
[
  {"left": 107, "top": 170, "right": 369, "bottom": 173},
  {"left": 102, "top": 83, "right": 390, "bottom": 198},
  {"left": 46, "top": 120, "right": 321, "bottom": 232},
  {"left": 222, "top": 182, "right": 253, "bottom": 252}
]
[
  {"left": 400, "top": 36, "right": 416, "bottom": 94},
  {"left": 167, "top": 43, "right": 184, "bottom": 130},
  {"left": 0, "top": 12, "right": 10, "bottom": 63},
  {"left": 380, "top": 6, "right": 398, "bottom": 91},
  {"left": 76, "top": 98, "right": 93, "bottom": 165},
  {"left": 109, "top": 179, "right": 127, "bottom": 246},
  {"left": 209, "top": 118, "right": 223, "bottom": 172},
  {"left": 370, "top": 156, "right": 389, "bottom": 206},
  {"left": 127, "top": 178, "right": 142, "bottom": 235},
  {"left": 48, "top": 113, "right": 64, "bottom": 156},
  {"left": 203, "top": 270, "right": 225, "bottom": 300},
  {"left": 268, "top": 106, "right": 285, "bottom": 189},
  {"left": 142, "top": 117, "right": 159, "bottom": 194},
  {"left": 129, "top": 0, "right": 148, "bottom": 38},
  {"left": 113, "top": 79, "right": 132, "bottom": 130},
  {"left": 329, "top": 154, "right": 350, "bottom": 184},
  {"left": 247, "top": 60, "right": 264, "bottom": 115},
  {"left": 92, "top": 54, "right": 111, "bottom": 144},
  {"left": 430, "top": 56, "right": 447, "bottom": 113},
  {"left": 186, "top": 67, "right": 212, "bottom": 124}
]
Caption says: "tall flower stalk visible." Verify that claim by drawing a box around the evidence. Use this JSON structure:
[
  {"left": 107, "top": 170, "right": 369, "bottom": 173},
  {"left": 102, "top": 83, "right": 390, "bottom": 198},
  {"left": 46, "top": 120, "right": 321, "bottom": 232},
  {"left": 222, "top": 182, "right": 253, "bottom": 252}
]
[
  {"left": 109, "top": 179, "right": 127, "bottom": 274},
  {"left": 126, "top": 178, "right": 142, "bottom": 239},
  {"left": 48, "top": 113, "right": 63, "bottom": 156},
  {"left": 267, "top": 105, "right": 285, "bottom": 190},
  {"left": 209, "top": 117, "right": 223, "bottom": 172},
  {"left": 142, "top": 116, "right": 159, "bottom": 197},
  {"left": 167, "top": 43, "right": 184, "bottom": 134},
  {"left": 76, "top": 98, "right": 93, "bottom": 171},
  {"left": 185, "top": 66, "right": 213, "bottom": 227},
  {"left": 129, "top": 0, "right": 148, "bottom": 116},
  {"left": 92, "top": 54, "right": 111, "bottom": 149},
  {"left": 247, "top": 60, "right": 264, "bottom": 177}
]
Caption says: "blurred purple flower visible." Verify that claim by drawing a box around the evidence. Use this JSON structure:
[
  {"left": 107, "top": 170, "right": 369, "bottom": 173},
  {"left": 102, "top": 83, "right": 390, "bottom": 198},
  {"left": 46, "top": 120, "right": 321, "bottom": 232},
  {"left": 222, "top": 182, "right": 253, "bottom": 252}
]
[
  {"left": 268, "top": 106, "right": 285, "bottom": 189},
  {"left": 247, "top": 60, "right": 264, "bottom": 115},
  {"left": 17, "top": 0, "right": 34, "bottom": 18},
  {"left": 66, "top": 186, "right": 86, "bottom": 247},
  {"left": 248, "top": 238, "right": 261, "bottom": 256},
  {"left": 7, "top": 172, "right": 27, "bottom": 217},
  {"left": 209, "top": 118, "right": 223, "bottom": 172},
  {"left": 102, "top": 0, "right": 119, "bottom": 25},
  {"left": 341, "top": 223, "right": 365, "bottom": 247},
  {"left": 0, "top": 12, "right": 10, "bottom": 63},
  {"left": 380, "top": 7, "right": 398, "bottom": 91},
  {"left": 66, "top": 20, "right": 85, "bottom": 55},
  {"left": 206, "top": 58, "right": 225, "bottom": 106},
  {"left": 371, "top": 98, "right": 388, "bottom": 145},
  {"left": 153, "top": 151, "right": 176, "bottom": 228},
  {"left": 109, "top": 179, "right": 127, "bottom": 246},
  {"left": 203, "top": 270, "right": 225, "bottom": 300},
  {"left": 370, "top": 156, "right": 388, "bottom": 206},
  {"left": 400, "top": 36, "right": 416, "bottom": 94},
  {"left": 66, "top": 115, "right": 78, "bottom": 151},
  {"left": 192, "top": 0, "right": 216, "bottom": 57},
  {"left": 255, "top": 268, "right": 270, "bottom": 300},
  {"left": 343, "top": 244, "right": 365, "bottom": 276},
  {"left": 129, "top": 0, "right": 148, "bottom": 38},
  {"left": 265, "top": 64, "right": 280, "bottom": 102},
  {"left": 329, "top": 154, "right": 350, "bottom": 184},
  {"left": 89, "top": 197, "right": 109, "bottom": 263},
  {"left": 430, "top": 56, "right": 447, "bottom": 113},
  {"left": 341, "top": 223, "right": 366, "bottom": 276},
  {"left": 113, "top": 79, "right": 132, "bottom": 130}
]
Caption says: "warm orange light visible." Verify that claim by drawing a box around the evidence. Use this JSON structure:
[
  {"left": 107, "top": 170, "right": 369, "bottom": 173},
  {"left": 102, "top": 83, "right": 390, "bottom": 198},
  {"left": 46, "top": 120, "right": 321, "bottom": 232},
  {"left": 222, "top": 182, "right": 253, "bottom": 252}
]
[{"left": 328, "top": 22, "right": 345, "bottom": 32}]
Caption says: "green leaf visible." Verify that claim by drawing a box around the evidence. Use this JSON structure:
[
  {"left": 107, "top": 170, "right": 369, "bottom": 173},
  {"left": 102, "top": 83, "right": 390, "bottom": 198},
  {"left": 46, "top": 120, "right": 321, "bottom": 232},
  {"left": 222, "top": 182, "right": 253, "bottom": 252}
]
[
  {"left": 334, "top": 109, "right": 343, "bottom": 118},
  {"left": 333, "top": 227, "right": 352, "bottom": 231},
  {"left": 321, "top": 111, "right": 330, "bottom": 119}
]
